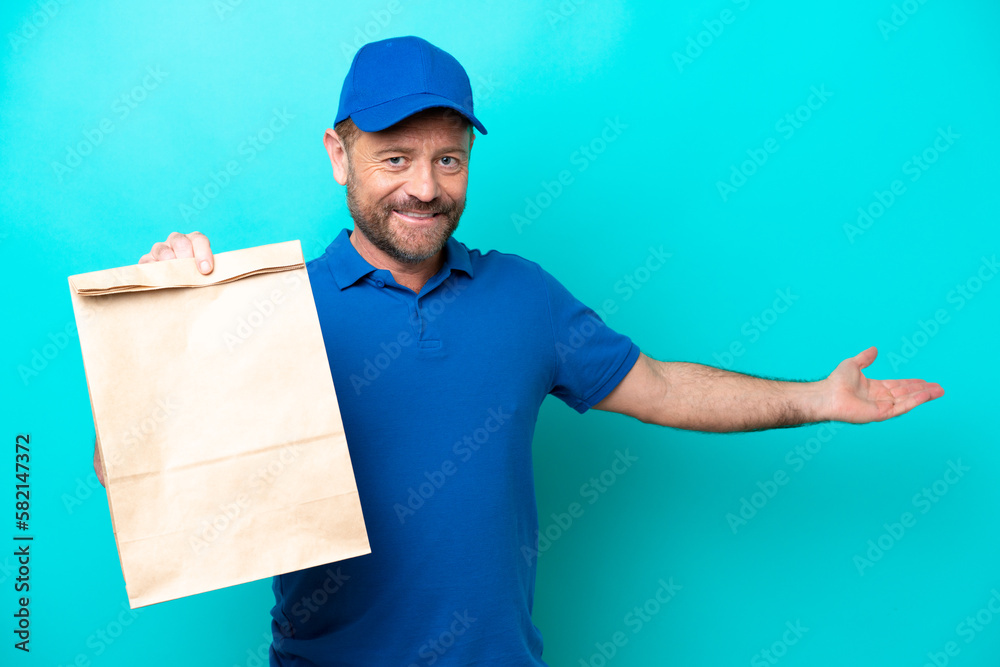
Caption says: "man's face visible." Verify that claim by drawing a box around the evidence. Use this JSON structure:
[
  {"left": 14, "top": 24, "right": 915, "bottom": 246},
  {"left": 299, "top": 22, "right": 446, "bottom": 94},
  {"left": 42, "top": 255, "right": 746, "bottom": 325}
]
[{"left": 343, "top": 110, "right": 472, "bottom": 264}]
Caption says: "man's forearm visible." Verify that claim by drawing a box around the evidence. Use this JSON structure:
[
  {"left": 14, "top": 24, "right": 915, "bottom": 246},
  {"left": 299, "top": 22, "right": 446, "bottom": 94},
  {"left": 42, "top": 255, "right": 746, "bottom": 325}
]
[{"left": 655, "top": 361, "right": 830, "bottom": 433}]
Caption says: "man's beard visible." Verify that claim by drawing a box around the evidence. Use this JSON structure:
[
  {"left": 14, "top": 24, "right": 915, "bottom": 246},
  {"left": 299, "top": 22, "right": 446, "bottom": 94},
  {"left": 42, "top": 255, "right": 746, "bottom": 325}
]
[{"left": 345, "top": 168, "right": 464, "bottom": 264}]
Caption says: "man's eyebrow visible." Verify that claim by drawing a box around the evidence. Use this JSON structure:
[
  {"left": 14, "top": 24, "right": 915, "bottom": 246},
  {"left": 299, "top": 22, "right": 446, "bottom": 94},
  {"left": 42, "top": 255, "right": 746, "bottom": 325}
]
[
  {"left": 371, "top": 146, "right": 414, "bottom": 156},
  {"left": 370, "top": 145, "right": 470, "bottom": 157},
  {"left": 437, "top": 145, "right": 470, "bottom": 156}
]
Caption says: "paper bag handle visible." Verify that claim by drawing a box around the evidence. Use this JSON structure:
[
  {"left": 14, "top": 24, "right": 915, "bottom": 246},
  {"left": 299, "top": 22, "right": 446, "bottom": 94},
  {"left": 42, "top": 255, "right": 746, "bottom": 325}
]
[{"left": 69, "top": 240, "right": 305, "bottom": 296}]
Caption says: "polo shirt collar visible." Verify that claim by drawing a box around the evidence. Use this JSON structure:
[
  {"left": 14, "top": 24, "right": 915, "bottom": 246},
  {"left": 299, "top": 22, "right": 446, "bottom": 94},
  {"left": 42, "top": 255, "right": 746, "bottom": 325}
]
[{"left": 326, "top": 227, "right": 474, "bottom": 290}]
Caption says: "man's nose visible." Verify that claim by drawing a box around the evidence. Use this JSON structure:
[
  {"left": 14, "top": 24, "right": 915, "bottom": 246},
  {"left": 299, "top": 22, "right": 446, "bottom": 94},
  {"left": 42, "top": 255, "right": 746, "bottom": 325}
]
[{"left": 403, "top": 160, "right": 440, "bottom": 202}]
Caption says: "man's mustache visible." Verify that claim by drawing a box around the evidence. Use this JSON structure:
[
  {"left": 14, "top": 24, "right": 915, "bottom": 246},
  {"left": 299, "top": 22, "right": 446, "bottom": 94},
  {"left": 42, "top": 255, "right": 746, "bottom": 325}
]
[{"left": 382, "top": 197, "right": 459, "bottom": 215}]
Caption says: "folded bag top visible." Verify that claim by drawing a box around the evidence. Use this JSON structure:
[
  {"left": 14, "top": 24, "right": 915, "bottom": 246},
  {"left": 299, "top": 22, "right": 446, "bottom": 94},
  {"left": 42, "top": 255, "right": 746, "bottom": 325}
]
[{"left": 69, "top": 240, "right": 305, "bottom": 295}]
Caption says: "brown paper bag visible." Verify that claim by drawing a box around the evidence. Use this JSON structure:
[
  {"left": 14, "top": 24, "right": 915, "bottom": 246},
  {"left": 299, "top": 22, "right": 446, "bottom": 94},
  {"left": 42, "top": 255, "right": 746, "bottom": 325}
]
[{"left": 69, "top": 240, "right": 370, "bottom": 608}]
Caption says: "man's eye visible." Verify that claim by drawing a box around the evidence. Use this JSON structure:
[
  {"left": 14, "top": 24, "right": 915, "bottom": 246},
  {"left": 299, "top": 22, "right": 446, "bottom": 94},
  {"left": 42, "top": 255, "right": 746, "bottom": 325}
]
[
  {"left": 440, "top": 156, "right": 456, "bottom": 166},
  {"left": 388, "top": 157, "right": 404, "bottom": 165}
]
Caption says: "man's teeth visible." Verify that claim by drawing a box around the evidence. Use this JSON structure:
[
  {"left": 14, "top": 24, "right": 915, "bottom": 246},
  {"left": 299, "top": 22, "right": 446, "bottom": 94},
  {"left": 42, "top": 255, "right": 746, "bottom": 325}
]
[{"left": 397, "top": 211, "right": 434, "bottom": 218}]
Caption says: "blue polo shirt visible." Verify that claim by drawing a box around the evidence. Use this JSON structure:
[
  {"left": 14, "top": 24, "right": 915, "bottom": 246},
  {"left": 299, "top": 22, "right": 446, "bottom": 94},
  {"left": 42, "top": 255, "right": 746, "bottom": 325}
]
[{"left": 269, "top": 228, "right": 641, "bottom": 666}]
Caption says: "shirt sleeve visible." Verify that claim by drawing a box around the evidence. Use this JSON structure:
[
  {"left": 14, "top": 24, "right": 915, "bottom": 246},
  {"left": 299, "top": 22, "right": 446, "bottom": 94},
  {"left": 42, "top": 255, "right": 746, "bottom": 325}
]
[{"left": 538, "top": 264, "right": 641, "bottom": 413}]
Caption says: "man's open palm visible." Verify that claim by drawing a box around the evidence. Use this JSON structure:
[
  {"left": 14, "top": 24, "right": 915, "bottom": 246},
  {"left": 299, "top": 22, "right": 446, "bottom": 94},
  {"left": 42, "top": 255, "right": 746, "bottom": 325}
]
[{"left": 823, "top": 346, "right": 945, "bottom": 424}]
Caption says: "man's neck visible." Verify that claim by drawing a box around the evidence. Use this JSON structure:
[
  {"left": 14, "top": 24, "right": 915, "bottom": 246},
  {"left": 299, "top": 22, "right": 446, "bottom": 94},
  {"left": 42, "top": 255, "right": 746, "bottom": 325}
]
[{"left": 349, "top": 228, "right": 444, "bottom": 294}]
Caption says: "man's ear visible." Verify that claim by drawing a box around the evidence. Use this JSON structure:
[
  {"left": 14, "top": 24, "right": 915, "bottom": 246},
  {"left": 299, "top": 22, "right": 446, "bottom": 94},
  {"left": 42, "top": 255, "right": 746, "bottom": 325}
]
[{"left": 323, "top": 129, "right": 349, "bottom": 185}]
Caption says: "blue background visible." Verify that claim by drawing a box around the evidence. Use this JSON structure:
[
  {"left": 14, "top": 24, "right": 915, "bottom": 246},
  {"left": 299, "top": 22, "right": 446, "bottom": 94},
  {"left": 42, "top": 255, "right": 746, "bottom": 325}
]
[{"left": 2, "top": 1, "right": 998, "bottom": 665}]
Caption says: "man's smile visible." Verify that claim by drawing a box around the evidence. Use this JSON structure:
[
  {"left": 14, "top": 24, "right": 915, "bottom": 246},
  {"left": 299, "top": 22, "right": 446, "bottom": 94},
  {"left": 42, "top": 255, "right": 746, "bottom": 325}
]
[{"left": 392, "top": 210, "right": 441, "bottom": 224}]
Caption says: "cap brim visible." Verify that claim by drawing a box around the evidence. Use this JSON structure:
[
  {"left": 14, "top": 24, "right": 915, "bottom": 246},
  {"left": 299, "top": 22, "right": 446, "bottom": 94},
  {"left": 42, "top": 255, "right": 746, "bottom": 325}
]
[{"left": 350, "top": 92, "right": 487, "bottom": 135}]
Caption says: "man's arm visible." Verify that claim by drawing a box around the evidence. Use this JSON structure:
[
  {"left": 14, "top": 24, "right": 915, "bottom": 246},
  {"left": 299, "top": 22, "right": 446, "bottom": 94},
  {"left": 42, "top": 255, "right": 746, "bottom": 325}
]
[{"left": 593, "top": 346, "right": 944, "bottom": 432}]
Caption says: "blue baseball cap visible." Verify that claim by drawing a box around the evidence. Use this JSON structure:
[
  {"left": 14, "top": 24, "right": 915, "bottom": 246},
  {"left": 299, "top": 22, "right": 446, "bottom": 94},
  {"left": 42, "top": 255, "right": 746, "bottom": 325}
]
[{"left": 336, "top": 36, "right": 487, "bottom": 135}]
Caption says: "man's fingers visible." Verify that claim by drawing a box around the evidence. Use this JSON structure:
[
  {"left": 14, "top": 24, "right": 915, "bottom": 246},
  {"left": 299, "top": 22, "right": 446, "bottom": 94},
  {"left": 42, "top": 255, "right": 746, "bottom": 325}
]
[
  {"left": 888, "top": 381, "right": 929, "bottom": 398},
  {"left": 167, "top": 231, "right": 195, "bottom": 259},
  {"left": 852, "top": 346, "right": 878, "bottom": 370},
  {"left": 149, "top": 241, "right": 177, "bottom": 261},
  {"left": 140, "top": 232, "right": 215, "bottom": 274},
  {"left": 889, "top": 388, "right": 937, "bottom": 418},
  {"left": 879, "top": 383, "right": 945, "bottom": 420},
  {"left": 187, "top": 231, "right": 214, "bottom": 274},
  {"left": 892, "top": 381, "right": 943, "bottom": 399},
  {"left": 878, "top": 378, "right": 927, "bottom": 390}
]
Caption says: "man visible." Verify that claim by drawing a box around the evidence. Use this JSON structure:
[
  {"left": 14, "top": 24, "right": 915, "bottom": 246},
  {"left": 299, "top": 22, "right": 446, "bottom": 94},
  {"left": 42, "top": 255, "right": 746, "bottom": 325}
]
[{"left": 96, "top": 36, "right": 943, "bottom": 665}]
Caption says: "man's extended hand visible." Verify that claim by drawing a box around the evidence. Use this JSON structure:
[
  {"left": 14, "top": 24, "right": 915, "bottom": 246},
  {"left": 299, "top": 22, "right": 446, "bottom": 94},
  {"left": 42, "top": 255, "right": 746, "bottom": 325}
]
[
  {"left": 821, "top": 345, "right": 944, "bottom": 424},
  {"left": 594, "top": 347, "right": 944, "bottom": 433}
]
